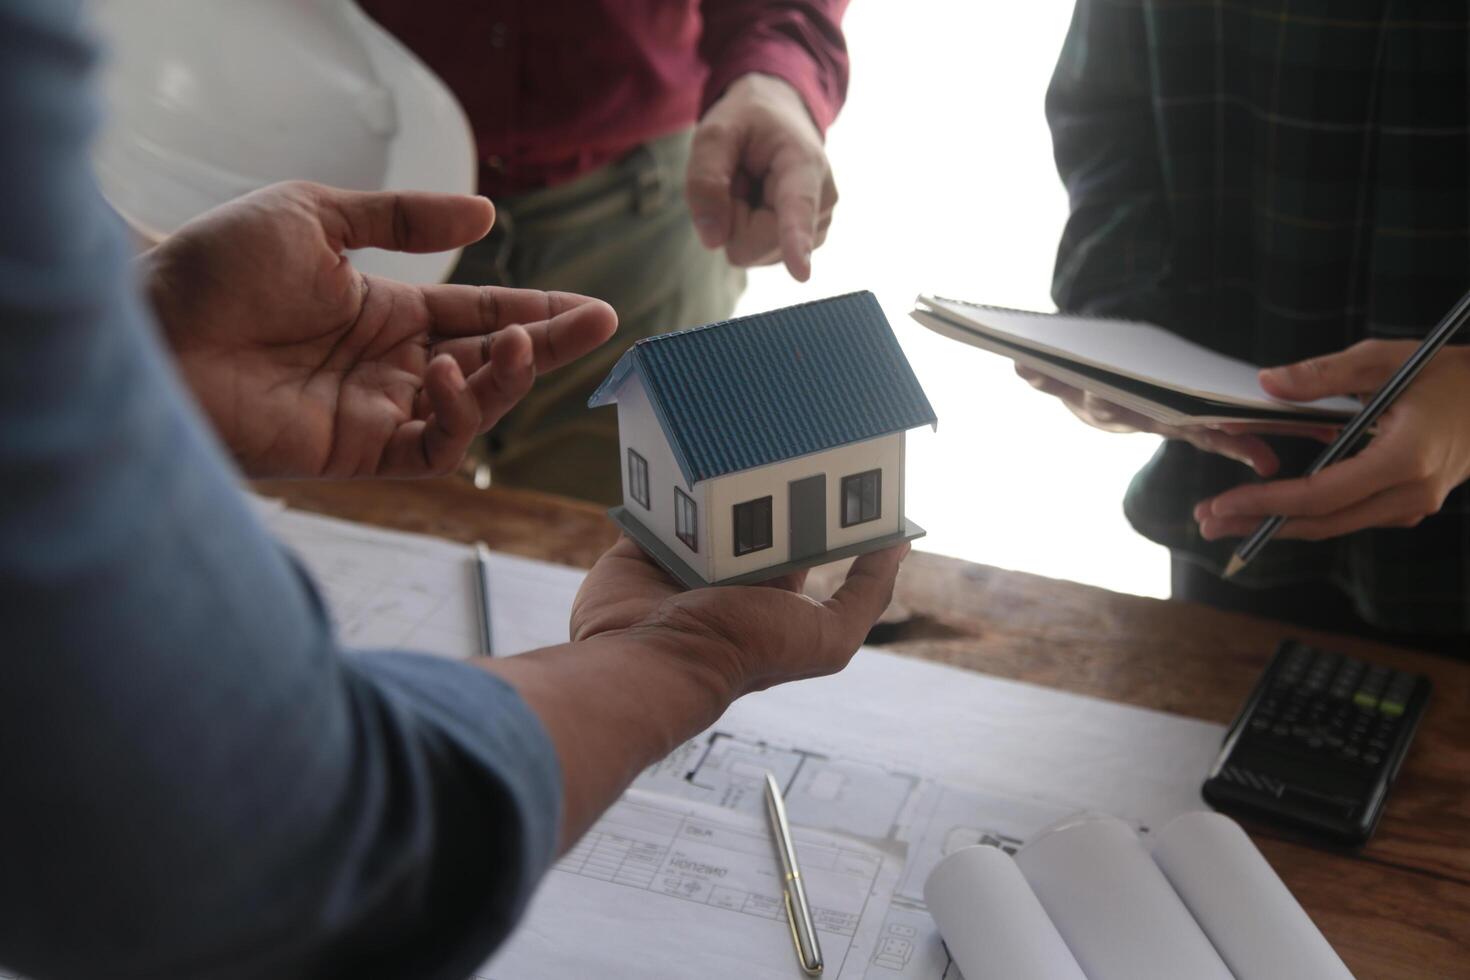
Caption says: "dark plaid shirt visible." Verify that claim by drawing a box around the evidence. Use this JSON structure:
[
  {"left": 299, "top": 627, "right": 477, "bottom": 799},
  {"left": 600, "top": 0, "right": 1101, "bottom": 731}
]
[{"left": 1048, "top": 0, "right": 1470, "bottom": 635}]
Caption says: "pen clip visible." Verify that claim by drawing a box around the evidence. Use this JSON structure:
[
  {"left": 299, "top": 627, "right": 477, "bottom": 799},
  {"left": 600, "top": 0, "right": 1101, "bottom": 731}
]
[{"left": 783, "top": 887, "right": 823, "bottom": 976}]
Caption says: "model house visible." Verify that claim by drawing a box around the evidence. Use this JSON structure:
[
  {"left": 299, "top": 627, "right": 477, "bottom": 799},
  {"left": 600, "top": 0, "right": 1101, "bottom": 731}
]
[{"left": 588, "top": 291, "right": 937, "bottom": 588}]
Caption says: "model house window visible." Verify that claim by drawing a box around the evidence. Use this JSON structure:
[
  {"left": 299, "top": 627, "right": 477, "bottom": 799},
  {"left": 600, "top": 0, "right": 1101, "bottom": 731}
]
[
  {"left": 732, "top": 496, "right": 773, "bottom": 557},
  {"left": 675, "top": 487, "right": 698, "bottom": 552},
  {"left": 627, "top": 449, "right": 650, "bottom": 509},
  {"left": 841, "top": 469, "right": 882, "bottom": 527}
]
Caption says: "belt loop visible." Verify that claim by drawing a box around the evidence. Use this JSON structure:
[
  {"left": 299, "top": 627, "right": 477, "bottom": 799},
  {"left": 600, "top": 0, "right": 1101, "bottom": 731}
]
[{"left": 632, "top": 142, "right": 666, "bottom": 215}]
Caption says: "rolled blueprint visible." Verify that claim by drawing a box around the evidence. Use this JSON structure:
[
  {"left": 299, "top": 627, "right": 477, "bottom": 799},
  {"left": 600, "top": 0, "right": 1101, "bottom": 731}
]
[
  {"left": 1014, "top": 813, "right": 1234, "bottom": 980},
  {"left": 1151, "top": 811, "right": 1354, "bottom": 980},
  {"left": 924, "top": 844, "right": 1088, "bottom": 980}
]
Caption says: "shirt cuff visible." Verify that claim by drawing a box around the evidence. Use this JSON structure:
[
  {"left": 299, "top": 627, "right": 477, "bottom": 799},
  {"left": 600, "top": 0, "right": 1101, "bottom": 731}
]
[
  {"left": 703, "top": 40, "right": 845, "bottom": 134},
  {"left": 344, "top": 651, "right": 562, "bottom": 955}
]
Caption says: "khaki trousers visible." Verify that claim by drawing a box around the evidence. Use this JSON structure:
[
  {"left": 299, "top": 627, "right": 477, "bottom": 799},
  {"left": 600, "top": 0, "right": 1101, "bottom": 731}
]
[{"left": 453, "top": 129, "right": 746, "bottom": 505}]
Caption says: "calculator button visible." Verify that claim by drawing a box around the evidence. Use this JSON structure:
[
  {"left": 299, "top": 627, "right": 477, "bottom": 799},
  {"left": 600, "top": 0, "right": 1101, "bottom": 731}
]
[
  {"left": 1282, "top": 643, "right": 1314, "bottom": 673},
  {"left": 1303, "top": 655, "right": 1339, "bottom": 691},
  {"left": 1363, "top": 752, "right": 1383, "bottom": 767}
]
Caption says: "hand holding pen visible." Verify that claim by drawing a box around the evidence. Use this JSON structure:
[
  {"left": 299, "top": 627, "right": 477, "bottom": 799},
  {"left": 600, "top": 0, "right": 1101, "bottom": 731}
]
[{"left": 1193, "top": 290, "right": 1470, "bottom": 570}]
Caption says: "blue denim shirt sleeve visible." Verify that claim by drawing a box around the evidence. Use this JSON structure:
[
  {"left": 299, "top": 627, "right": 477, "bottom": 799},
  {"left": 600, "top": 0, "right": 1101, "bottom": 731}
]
[{"left": 0, "top": 3, "right": 561, "bottom": 978}]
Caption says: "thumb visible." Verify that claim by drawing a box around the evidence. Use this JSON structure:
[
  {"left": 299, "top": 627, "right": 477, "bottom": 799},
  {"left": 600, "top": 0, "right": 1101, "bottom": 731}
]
[
  {"left": 315, "top": 185, "right": 495, "bottom": 254},
  {"left": 823, "top": 543, "right": 909, "bottom": 647},
  {"left": 686, "top": 117, "right": 741, "bottom": 249},
  {"left": 1259, "top": 340, "right": 1405, "bottom": 401}
]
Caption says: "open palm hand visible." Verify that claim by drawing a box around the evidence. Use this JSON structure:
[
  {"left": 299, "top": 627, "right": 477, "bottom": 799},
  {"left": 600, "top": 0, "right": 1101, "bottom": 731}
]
[
  {"left": 144, "top": 181, "right": 617, "bottom": 478},
  {"left": 570, "top": 536, "right": 908, "bottom": 698}
]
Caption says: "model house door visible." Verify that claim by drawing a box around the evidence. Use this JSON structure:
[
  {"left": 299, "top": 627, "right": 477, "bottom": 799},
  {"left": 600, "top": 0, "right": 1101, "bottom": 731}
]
[{"left": 788, "top": 474, "right": 827, "bottom": 561}]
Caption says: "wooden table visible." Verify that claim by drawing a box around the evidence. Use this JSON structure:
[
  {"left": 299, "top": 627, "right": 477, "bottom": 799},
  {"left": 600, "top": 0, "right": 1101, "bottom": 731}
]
[{"left": 257, "top": 477, "right": 1470, "bottom": 979}]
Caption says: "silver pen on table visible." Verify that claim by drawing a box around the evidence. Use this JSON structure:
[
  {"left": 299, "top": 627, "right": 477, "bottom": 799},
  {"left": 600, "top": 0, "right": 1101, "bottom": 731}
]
[
  {"left": 763, "top": 771, "right": 823, "bottom": 976},
  {"left": 474, "top": 541, "right": 494, "bottom": 657}
]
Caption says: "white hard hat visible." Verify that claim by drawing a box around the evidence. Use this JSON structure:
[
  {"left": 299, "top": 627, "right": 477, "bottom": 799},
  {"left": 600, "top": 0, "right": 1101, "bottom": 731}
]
[{"left": 91, "top": 0, "right": 477, "bottom": 284}]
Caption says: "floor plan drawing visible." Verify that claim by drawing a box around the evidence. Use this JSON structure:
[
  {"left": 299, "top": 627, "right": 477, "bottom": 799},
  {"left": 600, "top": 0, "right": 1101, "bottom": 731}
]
[
  {"left": 633, "top": 726, "right": 1130, "bottom": 980},
  {"left": 478, "top": 792, "right": 905, "bottom": 980},
  {"left": 637, "top": 730, "right": 920, "bottom": 840}
]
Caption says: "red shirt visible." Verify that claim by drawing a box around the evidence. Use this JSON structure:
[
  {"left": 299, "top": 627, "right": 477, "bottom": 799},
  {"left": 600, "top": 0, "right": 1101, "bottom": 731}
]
[{"left": 358, "top": 0, "right": 850, "bottom": 196}]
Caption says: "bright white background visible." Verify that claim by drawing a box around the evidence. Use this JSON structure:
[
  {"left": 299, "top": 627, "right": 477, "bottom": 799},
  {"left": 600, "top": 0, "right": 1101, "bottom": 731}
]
[{"left": 735, "top": 0, "right": 1172, "bottom": 597}]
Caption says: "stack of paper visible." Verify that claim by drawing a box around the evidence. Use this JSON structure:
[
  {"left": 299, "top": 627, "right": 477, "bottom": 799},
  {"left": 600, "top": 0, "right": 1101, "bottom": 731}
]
[{"left": 912, "top": 295, "right": 1361, "bottom": 427}]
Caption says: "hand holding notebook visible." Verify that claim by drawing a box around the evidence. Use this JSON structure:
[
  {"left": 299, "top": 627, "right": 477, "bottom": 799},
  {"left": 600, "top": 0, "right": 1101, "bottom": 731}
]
[
  {"left": 914, "top": 292, "right": 1470, "bottom": 559},
  {"left": 1012, "top": 363, "right": 1333, "bottom": 478}
]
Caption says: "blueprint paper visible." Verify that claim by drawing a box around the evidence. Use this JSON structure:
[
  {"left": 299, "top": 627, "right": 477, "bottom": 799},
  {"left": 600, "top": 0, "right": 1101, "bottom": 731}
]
[
  {"left": 1014, "top": 814, "right": 1232, "bottom": 980},
  {"left": 480, "top": 791, "right": 904, "bottom": 980},
  {"left": 1151, "top": 813, "right": 1353, "bottom": 980},
  {"left": 922, "top": 812, "right": 1351, "bottom": 980},
  {"left": 263, "top": 505, "right": 576, "bottom": 658},
  {"left": 924, "top": 844, "right": 1086, "bottom": 980},
  {"left": 262, "top": 505, "right": 1229, "bottom": 980}
]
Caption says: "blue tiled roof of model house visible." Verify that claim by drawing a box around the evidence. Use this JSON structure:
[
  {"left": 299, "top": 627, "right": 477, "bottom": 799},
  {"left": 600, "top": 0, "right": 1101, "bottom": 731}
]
[{"left": 588, "top": 291, "right": 937, "bottom": 485}]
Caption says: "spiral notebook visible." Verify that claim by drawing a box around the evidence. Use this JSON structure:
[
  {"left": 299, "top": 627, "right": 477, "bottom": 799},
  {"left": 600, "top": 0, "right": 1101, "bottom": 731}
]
[
  {"left": 924, "top": 811, "right": 1354, "bottom": 980},
  {"left": 911, "top": 295, "right": 1362, "bottom": 427}
]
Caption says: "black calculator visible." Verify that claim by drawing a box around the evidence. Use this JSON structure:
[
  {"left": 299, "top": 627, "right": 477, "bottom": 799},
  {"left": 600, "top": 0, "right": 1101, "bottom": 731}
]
[{"left": 1202, "top": 639, "right": 1430, "bottom": 846}]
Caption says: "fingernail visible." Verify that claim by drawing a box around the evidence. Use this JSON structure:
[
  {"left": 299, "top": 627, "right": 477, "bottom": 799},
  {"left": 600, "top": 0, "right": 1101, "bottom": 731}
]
[{"left": 1193, "top": 502, "right": 1210, "bottom": 522}]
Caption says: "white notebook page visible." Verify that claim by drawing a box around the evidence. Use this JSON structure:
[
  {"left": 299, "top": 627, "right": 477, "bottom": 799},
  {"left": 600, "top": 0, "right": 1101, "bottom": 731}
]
[{"left": 919, "top": 297, "right": 1360, "bottom": 415}]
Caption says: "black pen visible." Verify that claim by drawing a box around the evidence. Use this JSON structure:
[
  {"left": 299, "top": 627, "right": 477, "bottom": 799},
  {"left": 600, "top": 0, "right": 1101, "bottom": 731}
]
[
  {"left": 1226, "top": 287, "right": 1470, "bottom": 577},
  {"left": 474, "top": 541, "right": 495, "bottom": 656}
]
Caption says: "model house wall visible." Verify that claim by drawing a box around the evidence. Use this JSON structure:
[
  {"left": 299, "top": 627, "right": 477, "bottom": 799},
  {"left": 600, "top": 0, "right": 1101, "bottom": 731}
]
[
  {"left": 706, "top": 433, "right": 902, "bottom": 583},
  {"left": 613, "top": 375, "right": 712, "bottom": 583},
  {"left": 617, "top": 370, "right": 907, "bottom": 583},
  {"left": 590, "top": 290, "right": 936, "bottom": 588}
]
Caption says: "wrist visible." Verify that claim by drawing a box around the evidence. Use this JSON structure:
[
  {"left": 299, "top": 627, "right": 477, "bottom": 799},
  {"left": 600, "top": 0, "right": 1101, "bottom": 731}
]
[
  {"left": 486, "top": 627, "right": 740, "bottom": 763},
  {"left": 720, "top": 72, "right": 823, "bottom": 137},
  {"left": 622, "top": 623, "right": 746, "bottom": 709}
]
